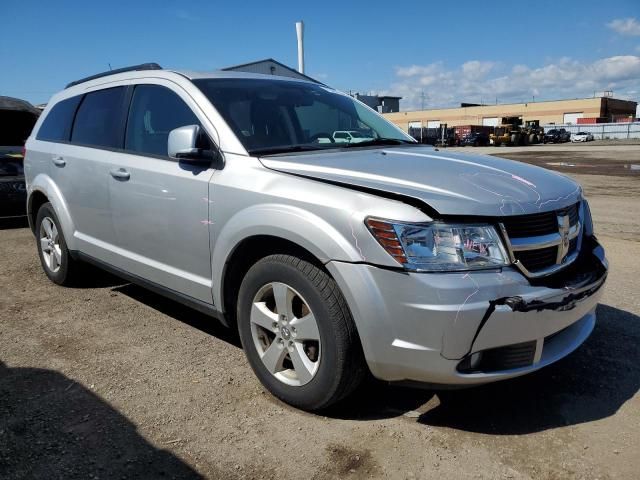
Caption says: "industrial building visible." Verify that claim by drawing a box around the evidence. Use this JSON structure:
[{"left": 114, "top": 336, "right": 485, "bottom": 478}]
[
  {"left": 222, "top": 59, "right": 402, "bottom": 113},
  {"left": 383, "top": 96, "right": 638, "bottom": 131},
  {"left": 222, "top": 58, "right": 322, "bottom": 84},
  {"left": 353, "top": 93, "right": 401, "bottom": 113}
]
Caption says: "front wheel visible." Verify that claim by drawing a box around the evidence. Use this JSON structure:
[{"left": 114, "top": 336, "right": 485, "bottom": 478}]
[{"left": 237, "top": 254, "right": 366, "bottom": 411}]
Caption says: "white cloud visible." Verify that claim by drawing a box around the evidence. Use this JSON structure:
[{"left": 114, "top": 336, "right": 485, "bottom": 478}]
[
  {"left": 381, "top": 56, "right": 640, "bottom": 110},
  {"left": 607, "top": 17, "right": 640, "bottom": 36},
  {"left": 396, "top": 63, "right": 444, "bottom": 77},
  {"left": 461, "top": 60, "right": 495, "bottom": 79}
]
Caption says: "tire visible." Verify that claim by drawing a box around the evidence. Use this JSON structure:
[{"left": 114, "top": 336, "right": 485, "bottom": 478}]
[
  {"left": 237, "top": 254, "right": 366, "bottom": 411},
  {"left": 35, "top": 202, "right": 81, "bottom": 286}
]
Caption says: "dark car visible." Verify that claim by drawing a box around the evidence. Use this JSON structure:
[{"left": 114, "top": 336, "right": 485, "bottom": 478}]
[
  {"left": 543, "top": 128, "right": 571, "bottom": 144},
  {"left": 0, "top": 97, "right": 40, "bottom": 218},
  {"left": 459, "top": 132, "right": 490, "bottom": 147}
]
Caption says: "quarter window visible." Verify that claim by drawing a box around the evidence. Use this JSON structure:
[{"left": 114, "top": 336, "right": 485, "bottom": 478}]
[
  {"left": 36, "top": 96, "right": 82, "bottom": 142},
  {"left": 125, "top": 85, "right": 201, "bottom": 157},
  {"left": 71, "top": 87, "right": 126, "bottom": 148}
]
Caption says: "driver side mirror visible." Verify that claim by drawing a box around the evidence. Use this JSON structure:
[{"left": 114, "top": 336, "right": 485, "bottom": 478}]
[{"left": 168, "top": 125, "right": 216, "bottom": 163}]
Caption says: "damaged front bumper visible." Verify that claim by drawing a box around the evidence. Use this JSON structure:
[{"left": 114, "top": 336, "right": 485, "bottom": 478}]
[{"left": 326, "top": 236, "right": 607, "bottom": 385}]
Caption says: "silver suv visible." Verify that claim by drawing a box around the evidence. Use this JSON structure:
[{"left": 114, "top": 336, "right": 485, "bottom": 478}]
[{"left": 25, "top": 64, "right": 607, "bottom": 410}]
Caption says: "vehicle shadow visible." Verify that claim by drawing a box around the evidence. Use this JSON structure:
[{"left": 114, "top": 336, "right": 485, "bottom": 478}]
[
  {"left": 0, "top": 361, "right": 203, "bottom": 479},
  {"left": 112, "top": 283, "right": 242, "bottom": 348},
  {"left": 70, "top": 264, "right": 128, "bottom": 289},
  {"left": 0, "top": 217, "right": 28, "bottom": 230},
  {"left": 331, "top": 304, "right": 640, "bottom": 434},
  {"left": 95, "top": 280, "right": 640, "bottom": 435}
]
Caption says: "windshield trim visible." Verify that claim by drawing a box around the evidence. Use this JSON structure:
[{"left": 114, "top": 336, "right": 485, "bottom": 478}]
[{"left": 251, "top": 140, "right": 422, "bottom": 157}]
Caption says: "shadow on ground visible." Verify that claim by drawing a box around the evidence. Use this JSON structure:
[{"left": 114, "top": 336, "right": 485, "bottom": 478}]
[
  {"left": 0, "top": 361, "right": 202, "bottom": 479},
  {"left": 331, "top": 304, "right": 640, "bottom": 434},
  {"left": 71, "top": 265, "right": 128, "bottom": 289},
  {"left": 83, "top": 275, "right": 640, "bottom": 436},
  {"left": 113, "top": 283, "right": 241, "bottom": 348}
]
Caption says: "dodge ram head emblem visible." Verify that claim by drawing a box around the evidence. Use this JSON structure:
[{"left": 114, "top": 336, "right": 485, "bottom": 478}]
[{"left": 557, "top": 214, "right": 571, "bottom": 264}]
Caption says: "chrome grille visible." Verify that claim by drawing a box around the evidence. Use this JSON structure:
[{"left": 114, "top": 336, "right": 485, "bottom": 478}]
[
  {"left": 502, "top": 203, "right": 579, "bottom": 239},
  {"left": 499, "top": 202, "right": 582, "bottom": 278},
  {"left": 514, "top": 246, "right": 558, "bottom": 271},
  {"left": 501, "top": 211, "right": 558, "bottom": 237}
]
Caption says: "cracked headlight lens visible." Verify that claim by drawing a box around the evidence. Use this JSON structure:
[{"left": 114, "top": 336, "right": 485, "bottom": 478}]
[{"left": 366, "top": 218, "right": 509, "bottom": 271}]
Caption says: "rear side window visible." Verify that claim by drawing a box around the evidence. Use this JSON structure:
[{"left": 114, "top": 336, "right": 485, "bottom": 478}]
[
  {"left": 125, "top": 85, "right": 200, "bottom": 157},
  {"left": 36, "top": 96, "right": 81, "bottom": 142},
  {"left": 71, "top": 87, "right": 126, "bottom": 148}
]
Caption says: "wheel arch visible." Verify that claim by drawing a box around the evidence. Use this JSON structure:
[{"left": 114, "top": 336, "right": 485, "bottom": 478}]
[
  {"left": 27, "top": 174, "right": 76, "bottom": 249},
  {"left": 218, "top": 234, "right": 330, "bottom": 328},
  {"left": 28, "top": 190, "right": 49, "bottom": 233}
]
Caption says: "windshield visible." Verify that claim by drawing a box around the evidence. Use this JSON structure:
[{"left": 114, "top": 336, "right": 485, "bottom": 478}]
[{"left": 193, "top": 78, "right": 414, "bottom": 154}]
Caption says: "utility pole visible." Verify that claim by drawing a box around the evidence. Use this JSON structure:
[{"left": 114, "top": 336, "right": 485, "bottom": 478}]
[{"left": 420, "top": 90, "right": 426, "bottom": 111}]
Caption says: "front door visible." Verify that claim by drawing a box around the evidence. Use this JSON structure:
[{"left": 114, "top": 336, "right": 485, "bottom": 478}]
[{"left": 108, "top": 84, "right": 215, "bottom": 303}]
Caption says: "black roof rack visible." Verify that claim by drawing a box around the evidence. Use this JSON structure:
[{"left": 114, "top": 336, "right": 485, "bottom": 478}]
[{"left": 65, "top": 63, "right": 163, "bottom": 89}]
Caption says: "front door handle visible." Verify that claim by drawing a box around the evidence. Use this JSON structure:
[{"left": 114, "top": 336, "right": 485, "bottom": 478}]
[
  {"left": 110, "top": 168, "right": 130, "bottom": 181},
  {"left": 52, "top": 156, "right": 66, "bottom": 167}
]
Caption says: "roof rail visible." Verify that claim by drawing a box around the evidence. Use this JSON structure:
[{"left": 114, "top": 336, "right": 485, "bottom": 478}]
[{"left": 65, "top": 63, "right": 163, "bottom": 89}]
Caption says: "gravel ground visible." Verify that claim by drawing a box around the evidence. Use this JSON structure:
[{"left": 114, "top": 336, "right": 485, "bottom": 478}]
[{"left": 1, "top": 145, "right": 639, "bottom": 479}]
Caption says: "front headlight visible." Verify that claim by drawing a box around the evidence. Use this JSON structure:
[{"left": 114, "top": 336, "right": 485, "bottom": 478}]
[{"left": 365, "top": 218, "right": 509, "bottom": 271}]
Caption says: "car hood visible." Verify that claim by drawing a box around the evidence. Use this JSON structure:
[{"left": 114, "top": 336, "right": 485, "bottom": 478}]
[{"left": 259, "top": 146, "right": 582, "bottom": 217}]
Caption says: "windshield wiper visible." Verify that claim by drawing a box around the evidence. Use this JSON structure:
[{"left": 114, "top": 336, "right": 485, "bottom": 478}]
[
  {"left": 341, "top": 138, "right": 418, "bottom": 148},
  {"left": 249, "top": 145, "right": 333, "bottom": 156}
]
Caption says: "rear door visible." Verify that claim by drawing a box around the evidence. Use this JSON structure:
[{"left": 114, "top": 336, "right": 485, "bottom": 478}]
[
  {"left": 108, "top": 83, "right": 215, "bottom": 303},
  {"left": 46, "top": 88, "right": 127, "bottom": 257}
]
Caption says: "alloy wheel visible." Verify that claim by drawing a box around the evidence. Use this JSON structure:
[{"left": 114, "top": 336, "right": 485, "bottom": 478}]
[
  {"left": 40, "top": 217, "right": 62, "bottom": 273},
  {"left": 250, "top": 282, "right": 321, "bottom": 386}
]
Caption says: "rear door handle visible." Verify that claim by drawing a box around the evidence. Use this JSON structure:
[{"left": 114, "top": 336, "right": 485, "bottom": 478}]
[
  {"left": 110, "top": 168, "right": 130, "bottom": 181},
  {"left": 52, "top": 156, "right": 66, "bottom": 167}
]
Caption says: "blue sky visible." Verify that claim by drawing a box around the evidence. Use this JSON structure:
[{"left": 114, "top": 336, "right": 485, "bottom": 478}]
[{"left": 2, "top": 0, "right": 639, "bottom": 111}]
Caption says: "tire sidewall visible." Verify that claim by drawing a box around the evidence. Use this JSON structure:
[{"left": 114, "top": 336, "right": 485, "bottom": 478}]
[
  {"left": 35, "top": 203, "right": 70, "bottom": 284},
  {"left": 237, "top": 258, "right": 344, "bottom": 409}
]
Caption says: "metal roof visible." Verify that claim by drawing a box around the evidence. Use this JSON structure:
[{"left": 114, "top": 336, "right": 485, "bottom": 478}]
[{"left": 221, "top": 58, "right": 323, "bottom": 84}]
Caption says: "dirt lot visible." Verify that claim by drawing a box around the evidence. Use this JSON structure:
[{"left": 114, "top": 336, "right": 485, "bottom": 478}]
[{"left": 1, "top": 144, "right": 639, "bottom": 479}]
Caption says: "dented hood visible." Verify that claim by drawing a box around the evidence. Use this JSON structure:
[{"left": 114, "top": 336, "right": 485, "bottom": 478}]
[{"left": 259, "top": 146, "right": 582, "bottom": 217}]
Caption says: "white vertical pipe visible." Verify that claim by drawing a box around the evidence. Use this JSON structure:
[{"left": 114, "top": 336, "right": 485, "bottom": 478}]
[{"left": 296, "top": 21, "right": 305, "bottom": 74}]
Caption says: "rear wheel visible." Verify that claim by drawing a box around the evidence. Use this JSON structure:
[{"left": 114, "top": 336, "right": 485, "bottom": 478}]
[
  {"left": 237, "top": 254, "right": 366, "bottom": 411},
  {"left": 35, "top": 202, "right": 80, "bottom": 285}
]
